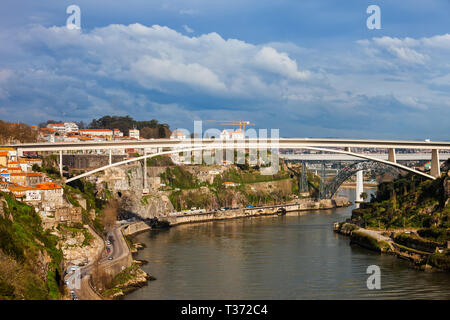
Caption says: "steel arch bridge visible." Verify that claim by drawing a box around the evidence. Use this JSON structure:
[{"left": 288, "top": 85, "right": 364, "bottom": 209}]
[{"left": 322, "top": 161, "right": 401, "bottom": 199}]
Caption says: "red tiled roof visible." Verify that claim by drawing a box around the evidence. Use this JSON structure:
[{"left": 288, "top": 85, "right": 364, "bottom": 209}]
[{"left": 35, "top": 182, "right": 62, "bottom": 190}]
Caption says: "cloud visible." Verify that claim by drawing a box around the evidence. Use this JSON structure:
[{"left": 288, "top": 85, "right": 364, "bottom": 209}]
[
  {"left": 0, "top": 22, "right": 449, "bottom": 139},
  {"left": 182, "top": 25, "right": 194, "bottom": 33}
]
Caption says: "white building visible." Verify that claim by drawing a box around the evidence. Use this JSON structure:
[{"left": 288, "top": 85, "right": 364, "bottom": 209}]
[
  {"left": 220, "top": 129, "right": 245, "bottom": 140},
  {"left": 170, "top": 129, "right": 187, "bottom": 140},
  {"left": 129, "top": 129, "right": 140, "bottom": 140},
  {"left": 79, "top": 129, "right": 113, "bottom": 137},
  {"left": 113, "top": 129, "right": 123, "bottom": 137},
  {"left": 46, "top": 123, "right": 66, "bottom": 133},
  {"left": 63, "top": 122, "right": 79, "bottom": 133}
]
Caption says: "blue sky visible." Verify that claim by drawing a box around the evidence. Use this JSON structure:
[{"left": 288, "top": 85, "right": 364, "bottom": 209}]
[{"left": 0, "top": 0, "right": 449, "bottom": 139}]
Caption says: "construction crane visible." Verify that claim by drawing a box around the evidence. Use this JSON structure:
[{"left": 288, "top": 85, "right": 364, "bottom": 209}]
[{"left": 206, "top": 120, "right": 255, "bottom": 132}]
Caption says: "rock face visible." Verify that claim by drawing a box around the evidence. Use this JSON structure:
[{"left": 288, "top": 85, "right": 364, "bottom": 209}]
[
  {"left": 60, "top": 225, "right": 104, "bottom": 266},
  {"left": 98, "top": 164, "right": 174, "bottom": 219},
  {"left": 119, "top": 192, "right": 174, "bottom": 219}
]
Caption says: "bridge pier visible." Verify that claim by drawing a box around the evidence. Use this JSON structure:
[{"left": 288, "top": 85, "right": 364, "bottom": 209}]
[
  {"left": 143, "top": 149, "right": 148, "bottom": 191},
  {"left": 388, "top": 148, "right": 396, "bottom": 163},
  {"left": 431, "top": 149, "right": 441, "bottom": 178},
  {"left": 355, "top": 170, "right": 364, "bottom": 202},
  {"left": 59, "top": 150, "right": 63, "bottom": 177}
]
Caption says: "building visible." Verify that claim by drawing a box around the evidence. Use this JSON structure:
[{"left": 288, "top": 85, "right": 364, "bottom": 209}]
[
  {"left": 113, "top": 129, "right": 123, "bottom": 137},
  {"left": 220, "top": 129, "right": 245, "bottom": 140},
  {"left": 46, "top": 122, "right": 79, "bottom": 133},
  {"left": 35, "top": 182, "right": 64, "bottom": 205},
  {"left": 170, "top": 129, "right": 187, "bottom": 140},
  {"left": 63, "top": 122, "right": 79, "bottom": 133},
  {"left": 129, "top": 129, "right": 140, "bottom": 140},
  {"left": 46, "top": 123, "right": 66, "bottom": 133},
  {"left": 0, "top": 152, "right": 8, "bottom": 166},
  {"left": 79, "top": 129, "right": 113, "bottom": 137},
  {"left": 9, "top": 172, "right": 44, "bottom": 186},
  {"left": 0, "top": 148, "right": 17, "bottom": 162}
]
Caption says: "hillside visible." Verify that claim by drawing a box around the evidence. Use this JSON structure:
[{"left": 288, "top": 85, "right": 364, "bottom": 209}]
[
  {"left": 352, "top": 161, "right": 450, "bottom": 231},
  {"left": 0, "top": 193, "right": 63, "bottom": 300},
  {"left": 88, "top": 115, "right": 171, "bottom": 139}
]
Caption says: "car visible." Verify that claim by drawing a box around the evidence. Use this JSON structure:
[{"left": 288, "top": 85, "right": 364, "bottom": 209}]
[
  {"left": 106, "top": 240, "right": 111, "bottom": 245},
  {"left": 246, "top": 205, "right": 254, "bottom": 208},
  {"left": 108, "top": 256, "right": 113, "bottom": 260}
]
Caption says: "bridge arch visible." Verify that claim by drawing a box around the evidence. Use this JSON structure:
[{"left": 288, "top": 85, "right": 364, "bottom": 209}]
[
  {"left": 323, "top": 161, "right": 401, "bottom": 199},
  {"left": 65, "top": 144, "right": 436, "bottom": 184}
]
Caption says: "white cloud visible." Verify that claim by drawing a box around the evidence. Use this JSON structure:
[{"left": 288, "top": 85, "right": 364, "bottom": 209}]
[
  {"left": 254, "top": 47, "right": 311, "bottom": 80},
  {"left": 0, "top": 23, "right": 449, "bottom": 139},
  {"left": 182, "top": 25, "right": 194, "bottom": 33}
]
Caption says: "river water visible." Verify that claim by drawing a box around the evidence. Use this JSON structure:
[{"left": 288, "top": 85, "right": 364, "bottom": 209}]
[{"left": 125, "top": 189, "right": 450, "bottom": 300}]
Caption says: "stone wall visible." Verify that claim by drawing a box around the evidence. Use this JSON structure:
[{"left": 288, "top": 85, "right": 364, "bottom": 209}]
[{"left": 63, "top": 154, "right": 126, "bottom": 170}]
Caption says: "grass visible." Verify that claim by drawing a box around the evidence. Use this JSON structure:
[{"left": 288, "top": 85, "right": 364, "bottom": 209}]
[{"left": 0, "top": 192, "right": 63, "bottom": 299}]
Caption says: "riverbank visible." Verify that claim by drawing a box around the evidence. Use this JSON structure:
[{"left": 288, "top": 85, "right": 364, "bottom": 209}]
[
  {"left": 162, "top": 197, "right": 351, "bottom": 226},
  {"left": 333, "top": 222, "right": 450, "bottom": 272}
]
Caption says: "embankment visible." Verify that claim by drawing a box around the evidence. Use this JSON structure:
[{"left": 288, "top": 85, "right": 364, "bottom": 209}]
[
  {"left": 333, "top": 222, "right": 450, "bottom": 272},
  {"left": 163, "top": 197, "right": 350, "bottom": 226}
]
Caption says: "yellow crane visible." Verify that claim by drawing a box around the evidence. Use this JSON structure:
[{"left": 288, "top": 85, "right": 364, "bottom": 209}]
[{"left": 206, "top": 120, "right": 255, "bottom": 132}]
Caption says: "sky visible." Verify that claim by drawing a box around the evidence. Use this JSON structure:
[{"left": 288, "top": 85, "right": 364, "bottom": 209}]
[{"left": 0, "top": 0, "right": 449, "bottom": 139}]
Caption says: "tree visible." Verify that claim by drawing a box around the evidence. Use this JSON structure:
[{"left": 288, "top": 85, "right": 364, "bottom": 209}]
[{"left": 360, "top": 192, "right": 368, "bottom": 201}]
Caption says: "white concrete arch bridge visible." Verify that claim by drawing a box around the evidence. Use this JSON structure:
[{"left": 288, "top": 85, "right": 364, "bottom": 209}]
[{"left": 7, "top": 138, "right": 450, "bottom": 200}]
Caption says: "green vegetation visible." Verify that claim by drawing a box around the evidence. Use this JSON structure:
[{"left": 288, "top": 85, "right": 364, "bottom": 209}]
[
  {"left": 57, "top": 223, "right": 93, "bottom": 247},
  {"left": 65, "top": 180, "right": 107, "bottom": 235},
  {"left": 102, "top": 262, "right": 150, "bottom": 299},
  {"left": 160, "top": 166, "right": 201, "bottom": 190},
  {"left": 0, "top": 192, "right": 63, "bottom": 299},
  {"left": 428, "top": 251, "right": 450, "bottom": 271},
  {"left": 351, "top": 171, "right": 450, "bottom": 232},
  {"left": 351, "top": 230, "right": 392, "bottom": 253},
  {"left": 32, "top": 155, "right": 61, "bottom": 180},
  {"left": 146, "top": 155, "right": 174, "bottom": 167},
  {"left": 88, "top": 115, "right": 171, "bottom": 139}
]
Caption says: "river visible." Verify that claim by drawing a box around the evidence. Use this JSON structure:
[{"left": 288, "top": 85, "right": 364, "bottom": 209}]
[{"left": 125, "top": 188, "right": 450, "bottom": 300}]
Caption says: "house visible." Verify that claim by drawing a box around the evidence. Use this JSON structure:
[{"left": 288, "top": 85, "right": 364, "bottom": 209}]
[
  {"left": 170, "top": 129, "right": 187, "bottom": 140},
  {"left": 129, "top": 129, "right": 140, "bottom": 140},
  {"left": 63, "top": 122, "right": 79, "bottom": 133},
  {"left": 7, "top": 185, "right": 41, "bottom": 201},
  {"left": 46, "top": 123, "right": 66, "bottom": 133},
  {"left": 9, "top": 172, "right": 43, "bottom": 186},
  {"left": 35, "top": 182, "right": 64, "bottom": 204},
  {"left": 113, "top": 129, "right": 123, "bottom": 137},
  {"left": 79, "top": 129, "right": 113, "bottom": 137},
  {"left": 0, "top": 171, "right": 10, "bottom": 182},
  {"left": 7, "top": 161, "right": 20, "bottom": 169},
  {"left": 220, "top": 129, "right": 245, "bottom": 140},
  {"left": 0, "top": 152, "right": 8, "bottom": 166}
]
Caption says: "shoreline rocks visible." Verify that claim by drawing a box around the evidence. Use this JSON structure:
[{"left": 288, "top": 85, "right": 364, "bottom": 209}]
[{"left": 334, "top": 222, "right": 450, "bottom": 272}]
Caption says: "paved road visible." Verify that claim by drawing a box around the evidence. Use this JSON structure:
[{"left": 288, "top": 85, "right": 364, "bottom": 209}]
[{"left": 67, "top": 225, "right": 130, "bottom": 300}]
